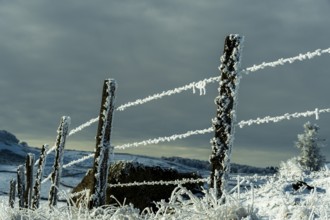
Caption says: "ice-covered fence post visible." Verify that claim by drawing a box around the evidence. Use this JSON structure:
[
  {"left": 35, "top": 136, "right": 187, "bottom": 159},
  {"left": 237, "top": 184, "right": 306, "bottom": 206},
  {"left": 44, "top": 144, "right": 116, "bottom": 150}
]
[
  {"left": 24, "top": 153, "right": 34, "bottom": 209},
  {"left": 9, "top": 179, "right": 16, "bottom": 208},
  {"left": 89, "top": 79, "right": 117, "bottom": 209},
  {"left": 48, "top": 116, "right": 71, "bottom": 208},
  {"left": 209, "top": 34, "right": 244, "bottom": 199},
  {"left": 32, "top": 144, "right": 48, "bottom": 209},
  {"left": 17, "top": 165, "right": 25, "bottom": 209}
]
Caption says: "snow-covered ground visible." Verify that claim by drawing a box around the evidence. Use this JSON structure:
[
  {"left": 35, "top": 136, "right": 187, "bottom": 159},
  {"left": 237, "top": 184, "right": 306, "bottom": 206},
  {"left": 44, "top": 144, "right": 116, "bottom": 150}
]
[{"left": 1, "top": 156, "right": 330, "bottom": 219}]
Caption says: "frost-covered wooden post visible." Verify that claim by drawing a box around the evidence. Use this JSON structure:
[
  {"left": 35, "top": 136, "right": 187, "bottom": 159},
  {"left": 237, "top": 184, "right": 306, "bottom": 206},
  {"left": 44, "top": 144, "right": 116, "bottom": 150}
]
[
  {"left": 32, "top": 144, "right": 48, "bottom": 209},
  {"left": 24, "top": 153, "right": 34, "bottom": 209},
  {"left": 89, "top": 79, "right": 117, "bottom": 209},
  {"left": 49, "top": 116, "right": 71, "bottom": 208},
  {"left": 210, "top": 34, "right": 244, "bottom": 199},
  {"left": 17, "top": 165, "right": 25, "bottom": 209},
  {"left": 9, "top": 179, "right": 16, "bottom": 208}
]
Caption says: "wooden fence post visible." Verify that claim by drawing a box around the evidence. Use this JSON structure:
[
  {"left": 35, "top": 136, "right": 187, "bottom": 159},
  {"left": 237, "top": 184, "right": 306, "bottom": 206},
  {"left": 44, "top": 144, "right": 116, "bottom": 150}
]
[
  {"left": 24, "top": 153, "right": 34, "bottom": 209},
  {"left": 210, "top": 34, "right": 244, "bottom": 199},
  {"left": 32, "top": 144, "right": 48, "bottom": 209},
  {"left": 17, "top": 165, "right": 25, "bottom": 209},
  {"left": 9, "top": 179, "right": 16, "bottom": 208},
  {"left": 89, "top": 79, "right": 117, "bottom": 209},
  {"left": 49, "top": 116, "right": 71, "bottom": 208}
]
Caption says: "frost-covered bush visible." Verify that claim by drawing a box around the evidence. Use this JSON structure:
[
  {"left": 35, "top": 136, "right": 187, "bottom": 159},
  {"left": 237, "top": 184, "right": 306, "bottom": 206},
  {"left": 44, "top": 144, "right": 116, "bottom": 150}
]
[
  {"left": 295, "top": 122, "right": 326, "bottom": 171},
  {"left": 279, "top": 157, "right": 304, "bottom": 180}
]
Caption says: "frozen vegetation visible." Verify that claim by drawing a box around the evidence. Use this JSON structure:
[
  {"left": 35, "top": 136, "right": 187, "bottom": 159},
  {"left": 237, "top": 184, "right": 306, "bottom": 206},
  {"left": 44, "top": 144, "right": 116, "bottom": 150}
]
[{"left": 1, "top": 161, "right": 330, "bottom": 219}]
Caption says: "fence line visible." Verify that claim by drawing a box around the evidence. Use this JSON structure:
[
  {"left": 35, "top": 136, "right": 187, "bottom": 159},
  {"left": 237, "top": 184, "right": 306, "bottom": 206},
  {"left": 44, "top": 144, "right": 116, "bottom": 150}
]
[
  {"left": 69, "top": 174, "right": 272, "bottom": 198},
  {"left": 39, "top": 46, "right": 330, "bottom": 182},
  {"left": 107, "top": 175, "right": 273, "bottom": 188},
  {"left": 66, "top": 46, "right": 330, "bottom": 140},
  {"left": 44, "top": 106, "right": 330, "bottom": 178},
  {"left": 115, "top": 107, "right": 330, "bottom": 150},
  {"left": 68, "top": 174, "right": 274, "bottom": 198}
]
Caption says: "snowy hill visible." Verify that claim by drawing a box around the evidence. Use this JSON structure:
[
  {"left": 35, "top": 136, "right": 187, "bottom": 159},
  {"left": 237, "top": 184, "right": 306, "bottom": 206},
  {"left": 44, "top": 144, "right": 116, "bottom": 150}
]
[{"left": 0, "top": 130, "right": 40, "bottom": 164}]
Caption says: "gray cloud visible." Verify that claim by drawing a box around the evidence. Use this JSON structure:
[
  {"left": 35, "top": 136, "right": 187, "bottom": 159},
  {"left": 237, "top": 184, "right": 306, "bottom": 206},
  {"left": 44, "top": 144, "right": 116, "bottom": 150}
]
[{"left": 1, "top": 0, "right": 330, "bottom": 167}]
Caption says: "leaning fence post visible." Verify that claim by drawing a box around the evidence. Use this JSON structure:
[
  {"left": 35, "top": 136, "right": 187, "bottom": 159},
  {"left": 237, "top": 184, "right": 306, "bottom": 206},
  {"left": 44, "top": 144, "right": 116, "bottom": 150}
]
[
  {"left": 32, "top": 144, "right": 48, "bottom": 209},
  {"left": 89, "top": 79, "right": 117, "bottom": 209},
  {"left": 49, "top": 116, "right": 71, "bottom": 208},
  {"left": 9, "top": 179, "right": 16, "bottom": 208},
  {"left": 209, "top": 34, "right": 244, "bottom": 199},
  {"left": 24, "top": 153, "right": 34, "bottom": 209},
  {"left": 17, "top": 165, "right": 25, "bottom": 209}
]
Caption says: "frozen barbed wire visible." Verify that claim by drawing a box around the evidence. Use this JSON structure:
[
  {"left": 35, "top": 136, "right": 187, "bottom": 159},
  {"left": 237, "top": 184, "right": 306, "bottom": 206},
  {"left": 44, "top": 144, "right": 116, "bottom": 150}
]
[
  {"left": 243, "top": 47, "right": 330, "bottom": 74},
  {"left": 39, "top": 107, "right": 330, "bottom": 176},
  {"left": 116, "top": 76, "right": 218, "bottom": 112},
  {"left": 237, "top": 108, "right": 330, "bottom": 128},
  {"left": 38, "top": 46, "right": 330, "bottom": 173},
  {"left": 63, "top": 153, "right": 94, "bottom": 169},
  {"left": 115, "top": 127, "right": 214, "bottom": 150},
  {"left": 108, "top": 178, "right": 209, "bottom": 188},
  {"left": 68, "top": 117, "right": 99, "bottom": 137},
  {"left": 64, "top": 46, "right": 330, "bottom": 140}
]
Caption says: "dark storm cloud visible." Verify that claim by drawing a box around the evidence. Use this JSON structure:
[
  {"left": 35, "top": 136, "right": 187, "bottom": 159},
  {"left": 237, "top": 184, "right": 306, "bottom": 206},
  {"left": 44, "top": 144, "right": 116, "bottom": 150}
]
[{"left": 1, "top": 0, "right": 330, "bottom": 166}]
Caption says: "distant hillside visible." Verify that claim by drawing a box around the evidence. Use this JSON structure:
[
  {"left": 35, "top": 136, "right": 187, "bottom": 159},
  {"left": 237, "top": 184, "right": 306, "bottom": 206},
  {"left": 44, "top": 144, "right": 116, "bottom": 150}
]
[
  {"left": 161, "top": 156, "right": 278, "bottom": 175},
  {"left": 0, "top": 130, "right": 39, "bottom": 164},
  {"left": 0, "top": 130, "right": 277, "bottom": 175}
]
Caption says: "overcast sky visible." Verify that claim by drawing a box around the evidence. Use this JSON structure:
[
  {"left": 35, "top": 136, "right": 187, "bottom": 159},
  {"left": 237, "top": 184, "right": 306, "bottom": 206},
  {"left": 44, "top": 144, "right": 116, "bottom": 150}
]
[{"left": 1, "top": 0, "right": 330, "bottom": 167}]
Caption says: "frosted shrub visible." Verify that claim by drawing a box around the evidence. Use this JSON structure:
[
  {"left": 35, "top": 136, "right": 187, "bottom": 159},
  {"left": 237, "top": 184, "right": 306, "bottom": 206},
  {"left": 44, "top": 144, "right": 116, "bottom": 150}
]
[
  {"left": 295, "top": 122, "right": 326, "bottom": 171},
  {"left": 279, "top": 157, "right": 304, "bottom": 180}
]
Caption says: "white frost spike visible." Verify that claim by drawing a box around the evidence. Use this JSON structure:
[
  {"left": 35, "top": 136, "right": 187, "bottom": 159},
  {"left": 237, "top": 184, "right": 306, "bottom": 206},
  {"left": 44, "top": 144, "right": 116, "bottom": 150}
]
[
  {"left": 315, "top": 108, "right": 319, "bottom": 120},
  {"left": 193, "top": 80, "right": 207, "bottom": 95}
]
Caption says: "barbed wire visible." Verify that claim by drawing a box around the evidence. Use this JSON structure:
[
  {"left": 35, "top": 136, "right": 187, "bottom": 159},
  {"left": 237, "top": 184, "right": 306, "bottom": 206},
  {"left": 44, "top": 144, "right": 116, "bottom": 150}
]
[
  {"left": 243, "top": 47, "right": 330, "bottom": 74},
  {"left": 67, "top": 175, "right": 274, "bottom": 193},
  {"left": 38, "top": 46, "right": 330, "bottom": 183},
  {"left": 108, "top": 178, "right": 209, "bottom": 188},
  {"left": 115, "top": 127, "right": 214, "bottom": 150},
  {"left": 44, "top": 106, "right": 330, "bottom": 175},
  {"left": 237, "top": 108, "right": 330, "bottom": 128},
  {"left": 67, "top": 46, "right": 330, "bottom": 139}
]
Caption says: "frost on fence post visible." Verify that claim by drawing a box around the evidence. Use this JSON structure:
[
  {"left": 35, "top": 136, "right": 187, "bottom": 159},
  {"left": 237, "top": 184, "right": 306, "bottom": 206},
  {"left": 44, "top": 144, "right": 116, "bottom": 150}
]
[
  {"left": 48, "top": 116, "right": 71, "bottom": 208},
  {"left": 9, "top": 179, "right": 16, "bottom": 208},
  {"left": 89, "top": 79, "right": 117, "bottom": 209},
  {"left": 209, "top": 34, "right": 244, "bottom": 199},
  {"left": 17, "top": 165, "right": 25, "bottom": 209},
  {"left": 32, "top": 144, "right": 48, "bottom": 209},
  {"left": 24, "top": 153, "right": 35, "bottom": 209}
]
